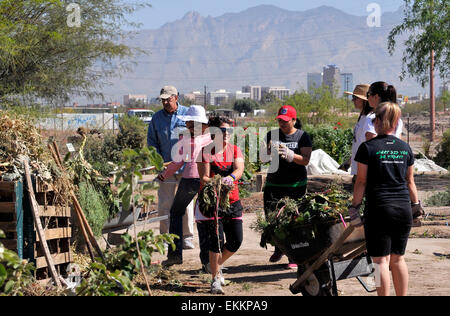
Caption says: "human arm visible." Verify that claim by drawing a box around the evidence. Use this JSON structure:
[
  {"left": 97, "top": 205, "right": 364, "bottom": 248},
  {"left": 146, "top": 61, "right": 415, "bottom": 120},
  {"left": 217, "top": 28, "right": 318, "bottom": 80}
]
[
  {"left": 197, "top": 161, "right": 211, "bottom": 185},
  {"left": 349, "top": 162, "right": 368, "bottom": 226},
  {"left": 147, "top": 120, "right": 160, "bottom": 153}
]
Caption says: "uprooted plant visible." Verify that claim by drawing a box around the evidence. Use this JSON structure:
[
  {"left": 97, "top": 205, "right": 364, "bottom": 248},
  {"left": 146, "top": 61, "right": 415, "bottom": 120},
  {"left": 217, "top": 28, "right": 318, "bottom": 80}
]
[{"left": 254, "top": 187, "right": 352, "bottom": 249}]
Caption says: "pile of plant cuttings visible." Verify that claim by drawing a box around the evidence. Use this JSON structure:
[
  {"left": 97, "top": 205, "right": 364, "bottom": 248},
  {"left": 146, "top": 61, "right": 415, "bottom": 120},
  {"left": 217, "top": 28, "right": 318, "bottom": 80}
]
[
  {"left": 198, "top": 175, "right": 234, "bottom": 218},
  {"left": 0, "top": 112, "right": 73, "bottom": 205},
  {"left": 255, "top": 188, "right": 352, "bottom": 249}
]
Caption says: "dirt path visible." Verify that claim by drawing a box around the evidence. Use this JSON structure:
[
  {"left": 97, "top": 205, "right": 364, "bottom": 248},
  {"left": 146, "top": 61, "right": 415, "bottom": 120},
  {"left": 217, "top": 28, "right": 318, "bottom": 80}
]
[{"left": 132, "top": 173, "right": 450, "bottom": 296}]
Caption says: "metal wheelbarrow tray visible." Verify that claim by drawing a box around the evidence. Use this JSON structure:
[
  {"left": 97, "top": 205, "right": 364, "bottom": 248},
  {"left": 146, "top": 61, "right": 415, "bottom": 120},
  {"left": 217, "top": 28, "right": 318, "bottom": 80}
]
[{"left": 272, "top": 221, "right": 376, "bottom": 296}]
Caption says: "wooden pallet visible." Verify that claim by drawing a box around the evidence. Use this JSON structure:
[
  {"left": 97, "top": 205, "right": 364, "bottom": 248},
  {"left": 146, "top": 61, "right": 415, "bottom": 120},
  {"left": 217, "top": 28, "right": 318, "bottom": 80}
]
[
  {"left": 0, "top": 181, "right": 23, "bottom": 257},
  {"left": 0, "top": 179, "right": 73, "bottom": 282}
]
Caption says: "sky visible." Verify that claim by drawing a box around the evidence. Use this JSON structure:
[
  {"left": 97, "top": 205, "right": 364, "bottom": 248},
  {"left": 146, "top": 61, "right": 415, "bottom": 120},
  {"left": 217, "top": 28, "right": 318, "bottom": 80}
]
[{"left": 127, "top": 0, "right": 405, "bottom": 30}]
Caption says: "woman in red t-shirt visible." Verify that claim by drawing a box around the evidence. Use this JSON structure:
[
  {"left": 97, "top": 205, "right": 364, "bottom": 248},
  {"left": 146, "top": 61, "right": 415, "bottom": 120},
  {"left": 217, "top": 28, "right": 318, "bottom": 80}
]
[{"left": 197, "top": 116, "right": 244, "bottom": 295}]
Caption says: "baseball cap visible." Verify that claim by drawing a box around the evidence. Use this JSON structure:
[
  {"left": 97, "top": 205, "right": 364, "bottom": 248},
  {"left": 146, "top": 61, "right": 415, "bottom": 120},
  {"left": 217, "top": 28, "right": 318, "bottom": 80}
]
[
  {"left": 277, "top": 105, "right": 297, "bottom": 121},
  {"left": 160, "top": 86, "right": 178, "bottom": 99}
]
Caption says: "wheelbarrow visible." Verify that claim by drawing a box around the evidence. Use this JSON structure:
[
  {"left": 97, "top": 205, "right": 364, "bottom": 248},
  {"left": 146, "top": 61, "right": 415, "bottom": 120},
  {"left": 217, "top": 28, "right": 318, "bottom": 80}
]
[{"left": 273, "top": 220, "right": 377, "bottom": 296}]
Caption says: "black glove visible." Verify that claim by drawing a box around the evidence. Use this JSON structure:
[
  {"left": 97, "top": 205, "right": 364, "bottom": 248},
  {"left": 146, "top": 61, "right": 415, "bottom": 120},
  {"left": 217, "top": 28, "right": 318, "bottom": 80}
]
[
  {"left": 411, "top": 201, "right": 425, "bottom": 219},
  {"left": 348, "top": 204, "right": 363, "bottom": 227}
]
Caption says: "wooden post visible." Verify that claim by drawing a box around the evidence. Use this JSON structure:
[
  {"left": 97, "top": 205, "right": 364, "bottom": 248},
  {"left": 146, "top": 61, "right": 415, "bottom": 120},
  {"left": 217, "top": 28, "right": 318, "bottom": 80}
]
[
  {"left": 430, "top": 49, "right": 436, "bottom": 142},
  {"left": 23, "top": 161, "right": 62, "bottom": 288}
]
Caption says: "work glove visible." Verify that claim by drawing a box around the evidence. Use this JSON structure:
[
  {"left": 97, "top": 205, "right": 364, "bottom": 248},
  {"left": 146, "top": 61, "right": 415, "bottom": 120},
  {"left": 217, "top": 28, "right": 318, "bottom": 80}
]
[
  {"left": 411, "top": 201, "right": 425, "bottom": 219},
  {"left": 221, "top": 175, "right": 235, "bottom": 186},
  {"left": 278, "top": 144, "right": 295, "bottom": 163},
  {"left": 348, "top": 204, "right": 363, "bottom": 227}
]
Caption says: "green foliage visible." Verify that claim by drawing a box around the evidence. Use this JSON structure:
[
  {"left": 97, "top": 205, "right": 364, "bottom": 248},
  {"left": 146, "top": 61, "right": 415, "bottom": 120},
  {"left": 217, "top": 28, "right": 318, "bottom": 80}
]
[
  {"left": 425, "top": 188, "right": 450, "bottom": 206},
  {"left": 0, "top": 230, "right": 35, "bottom": 296},
  {"left": 303, "top": 124, "right": 353, "bottom": 165},
  {"left": 113, "top": 146, "right": 163, "bottom": 213},
  {"left": 388, "top": 0, "right": 450, "bottom": 86},
  {"left": 435, "top": 128, "right": 450, "bottom": 168},
  {"left": 77, "top": 180, "right": 109, "bottom": 237},
  {"left": 254, "top": 188, "right": 352, "bottom": 249},
  {"left": 281, "top": 86, "right": 350, "bottom": 125},
  {"left": 117, "top": 115, "right": 148, "bottom": 150},
  {"left": 76, "top": 230, "right": 177, "bottom": 296},
  {"left": 0, "top": 0, "right": 150, "bottom": 102},
  {"left": 82, "top": 115, "right": 149, "bottom": 177},
  {"left": 233, "top": 99, "right": 260, "bottom": 113}
]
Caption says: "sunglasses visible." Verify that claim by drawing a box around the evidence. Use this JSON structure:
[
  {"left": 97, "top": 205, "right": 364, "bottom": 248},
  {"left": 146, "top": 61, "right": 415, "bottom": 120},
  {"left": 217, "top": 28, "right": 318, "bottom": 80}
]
[
  {"left": 366, "top": 91, "right": 375, "bottom": 98},
  {"left": 220, "top": 127, "right": 234, "bottom": 134}
]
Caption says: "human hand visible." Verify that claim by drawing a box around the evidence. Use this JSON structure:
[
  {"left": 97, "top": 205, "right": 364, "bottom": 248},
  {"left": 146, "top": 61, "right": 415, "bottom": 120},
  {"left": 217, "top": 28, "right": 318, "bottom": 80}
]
[
  {"left": 411, "top": 201, "right": 425, "bottom": 219},
  {"left": 278, "top": 144, "right": 295, "bottom": 163},
  {"left": 221, "top": 176, "right": 235, "bottom": 186},
  {"left": 348, "top": 204, "right": 363, "bottom": 227}
]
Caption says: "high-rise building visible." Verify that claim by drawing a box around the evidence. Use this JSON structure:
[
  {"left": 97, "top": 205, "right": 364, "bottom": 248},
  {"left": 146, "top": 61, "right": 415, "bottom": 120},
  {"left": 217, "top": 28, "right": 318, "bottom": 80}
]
[
  {"left": 262, "top": 86, "right": 290, "bottom": 101},
  {"left": 323, "top": 65, "right": 341, "bottom": 97},
  {"left": 208, "top": 89, "right": 230, "bottom": 106},
  {"left": 234, "top": 91, "right": 251, "bottom": 100},
  {"left": 340, "top": 73, "right": 354, "bottom": 98},
  {"left": 242, "top": 85, "right": 262, "bottom": 101},
  {"left": 307, "top": 73, "right": 323, "bottom": 95}
]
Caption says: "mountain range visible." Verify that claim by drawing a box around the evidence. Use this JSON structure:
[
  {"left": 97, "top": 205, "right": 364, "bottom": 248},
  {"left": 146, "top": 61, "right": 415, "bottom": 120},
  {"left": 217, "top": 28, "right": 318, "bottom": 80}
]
[{"left": 95, "top": 4, "right": 434, "bottom": 103}]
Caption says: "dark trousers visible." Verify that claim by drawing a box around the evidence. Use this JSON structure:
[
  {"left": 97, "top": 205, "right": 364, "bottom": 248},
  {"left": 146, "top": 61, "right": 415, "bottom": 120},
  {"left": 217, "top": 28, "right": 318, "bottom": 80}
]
[
  {"left": 263, "top": 185, "right": 307, "bottom": 263},
  {"left": 168, "top": 178, "right": 200, "bottom": 260},
  {"left": 196, "top": 221, "right": 213, "bottom": 265}
]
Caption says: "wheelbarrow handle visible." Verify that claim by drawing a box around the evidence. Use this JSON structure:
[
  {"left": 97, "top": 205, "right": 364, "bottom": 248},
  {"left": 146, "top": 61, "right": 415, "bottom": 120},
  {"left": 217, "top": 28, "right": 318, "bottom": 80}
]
[{"left": 290, "top": 225, "right": 356, "bottom": 294}]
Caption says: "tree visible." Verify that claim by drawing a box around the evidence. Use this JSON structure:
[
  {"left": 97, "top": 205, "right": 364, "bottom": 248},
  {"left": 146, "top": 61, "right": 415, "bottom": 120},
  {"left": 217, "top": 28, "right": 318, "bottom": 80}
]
[
  {"left": 233, "top": 99, "right": 259, "bottom": 114},
  {"left": 0, "top": 0, "right": 150, "bottom": 103},
  {"left": 388, "top": 0, "right": 449, "bottom": 141},
  {"left": 388, "top": 0, "right": 449, "bottom": 86}
]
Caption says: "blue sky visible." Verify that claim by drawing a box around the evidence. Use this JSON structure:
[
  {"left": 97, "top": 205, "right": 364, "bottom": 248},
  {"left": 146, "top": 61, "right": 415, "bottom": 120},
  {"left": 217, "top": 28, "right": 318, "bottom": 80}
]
[{"left": 128, "top": 0, "right": 405, "bottom": 30}]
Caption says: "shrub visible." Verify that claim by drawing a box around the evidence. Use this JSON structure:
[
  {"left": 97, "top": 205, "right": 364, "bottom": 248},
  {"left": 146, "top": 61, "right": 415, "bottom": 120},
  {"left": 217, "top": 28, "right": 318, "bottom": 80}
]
[
  {"left": 426, "top": 188, "right": 450, "bottom": 207},
  {"left": 303, "top": 124, "right": 353, "bottom": 165},
  {"left": 434, "top": 129, "right": 450, "bottom": 169},
  {"left": 76, "top": 181, "right": 109, "bottom": 237},
  {"left": 0, "top": 230, "right": 35, "bottom": 296}
]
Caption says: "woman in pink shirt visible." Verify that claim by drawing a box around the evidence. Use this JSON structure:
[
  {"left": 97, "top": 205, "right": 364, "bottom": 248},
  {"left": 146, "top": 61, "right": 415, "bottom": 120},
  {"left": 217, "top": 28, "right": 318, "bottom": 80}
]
[{"left": 160, "top": 105, "right": 212, "bottom": 267}]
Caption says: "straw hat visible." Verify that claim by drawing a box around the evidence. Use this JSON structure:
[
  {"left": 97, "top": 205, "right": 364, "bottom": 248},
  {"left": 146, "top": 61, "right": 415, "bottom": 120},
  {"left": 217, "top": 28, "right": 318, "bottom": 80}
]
[{"left": 344, "top": 84, "right": 370, "bottom": 101}]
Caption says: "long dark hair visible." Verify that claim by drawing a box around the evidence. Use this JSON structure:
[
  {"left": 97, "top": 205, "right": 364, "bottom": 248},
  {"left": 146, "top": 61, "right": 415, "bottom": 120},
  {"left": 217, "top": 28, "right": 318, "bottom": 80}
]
[
  {"left": 294, "top": 118, "right": 302, "bottom": 130},
  {"left": 369, "top": 81, "right": 397, "bottom": 103},
  {"left": 358, "top": 99, "right": 372, "bottom": 121},
  {"left": 208, "top": 116, "right": 232, "bottom": 127}
]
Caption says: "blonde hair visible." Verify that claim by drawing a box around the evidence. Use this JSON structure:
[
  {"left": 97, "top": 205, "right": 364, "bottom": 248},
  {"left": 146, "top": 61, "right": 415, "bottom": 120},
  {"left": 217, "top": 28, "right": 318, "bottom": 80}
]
[{"left": 375, "top": 102, "right": 402, "bottom": 134}]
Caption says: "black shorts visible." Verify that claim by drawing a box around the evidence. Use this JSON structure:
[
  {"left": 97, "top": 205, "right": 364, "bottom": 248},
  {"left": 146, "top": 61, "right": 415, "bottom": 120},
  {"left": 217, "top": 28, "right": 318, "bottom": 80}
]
[{"left": 364, "top": 201, "right": 413, "bottom": 257}]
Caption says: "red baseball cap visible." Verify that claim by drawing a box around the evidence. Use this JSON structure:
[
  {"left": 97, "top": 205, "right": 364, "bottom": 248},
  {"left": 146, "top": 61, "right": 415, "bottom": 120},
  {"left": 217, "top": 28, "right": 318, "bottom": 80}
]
[{"left": 277, "top": 105, "right": 297, "bottom": 121}]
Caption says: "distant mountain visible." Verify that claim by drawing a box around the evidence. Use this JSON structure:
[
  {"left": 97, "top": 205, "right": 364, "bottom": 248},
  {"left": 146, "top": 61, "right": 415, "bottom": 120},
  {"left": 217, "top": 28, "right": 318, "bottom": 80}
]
[{"left": 96, "top": 4, "right": 432, "bottom": 103}]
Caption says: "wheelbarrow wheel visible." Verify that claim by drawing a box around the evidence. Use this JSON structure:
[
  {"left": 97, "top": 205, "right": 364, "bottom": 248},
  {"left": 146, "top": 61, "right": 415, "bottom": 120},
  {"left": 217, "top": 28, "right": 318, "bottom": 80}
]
[{"left": 298, "top": 264, "right": 334, "bottom": 297}]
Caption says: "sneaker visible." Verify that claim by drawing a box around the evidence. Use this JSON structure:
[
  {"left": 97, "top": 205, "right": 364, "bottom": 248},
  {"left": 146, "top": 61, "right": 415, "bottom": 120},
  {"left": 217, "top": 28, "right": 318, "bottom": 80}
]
[
  {"left": 269, "top": 249, "right": 284, "bottom": 263},
  {"left": 218, "top": 269, "right": 225, "bottom": 286},
  {"left": 211, "top": 276, "right": 225, "bottom": 295},
  {"left": 287, "top": 263, "right": 298, "bottom": 270},
  {"left": 183, "top": 237, "right": 195, "bottom": 250},
  {"left": 162, "top": 256, "right": 182, "bottom": 267}
]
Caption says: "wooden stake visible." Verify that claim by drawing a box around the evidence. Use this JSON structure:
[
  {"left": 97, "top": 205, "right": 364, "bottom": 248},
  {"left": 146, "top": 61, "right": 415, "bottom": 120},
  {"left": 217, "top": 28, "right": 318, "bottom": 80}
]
[{"left": 23, "top": 160, "right": 62, "bottom": 288}]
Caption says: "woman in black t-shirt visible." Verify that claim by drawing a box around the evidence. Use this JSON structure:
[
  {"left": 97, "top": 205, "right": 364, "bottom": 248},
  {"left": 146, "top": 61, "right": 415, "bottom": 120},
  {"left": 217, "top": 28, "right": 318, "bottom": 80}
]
[
  {"left": 351, "top": 102, "right": 420, "bottom": 296},
  {"left": 262, "top": 105, "right": 312, "bottom": 269}
]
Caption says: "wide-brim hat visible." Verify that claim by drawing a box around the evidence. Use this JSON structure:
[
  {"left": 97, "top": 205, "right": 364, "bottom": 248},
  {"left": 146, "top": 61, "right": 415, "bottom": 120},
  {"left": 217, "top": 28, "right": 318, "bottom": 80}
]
[
  {"left": 276, "top": 105, "right": 297, "bottom": 121},
  {"left": 160, "top": 85, "right": 178, "bottom": 99},
  {"left": 344, "top": 84, "right": 369, "bottom": 101},
  {"left": 177, "top": 105, "right": 209, "bottom": 124}
]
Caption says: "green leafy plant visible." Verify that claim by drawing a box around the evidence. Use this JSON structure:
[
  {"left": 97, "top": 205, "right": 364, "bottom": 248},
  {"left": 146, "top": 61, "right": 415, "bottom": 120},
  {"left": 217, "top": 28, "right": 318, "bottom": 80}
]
[
  {"left": 0, "top": 230, "right": 35, "bottom": 296},
  {"left": 426, "top": 187, "right": 450, "bottom": 207},
  {"left": 303, "top": 124, "right": 353, "bottom": 165},
  {"left": 254, "top": 188, "right": 351, "bottom": 249}
]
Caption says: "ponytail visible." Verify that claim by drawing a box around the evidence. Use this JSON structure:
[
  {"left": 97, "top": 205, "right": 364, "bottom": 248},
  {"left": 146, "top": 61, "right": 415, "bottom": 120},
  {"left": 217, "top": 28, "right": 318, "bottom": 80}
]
[
  {"left": 385, "top": 85, "right": 397, "bottom": 103},
  {"left": 294, "top": 118, "right": 302, "bottom": 130}
]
